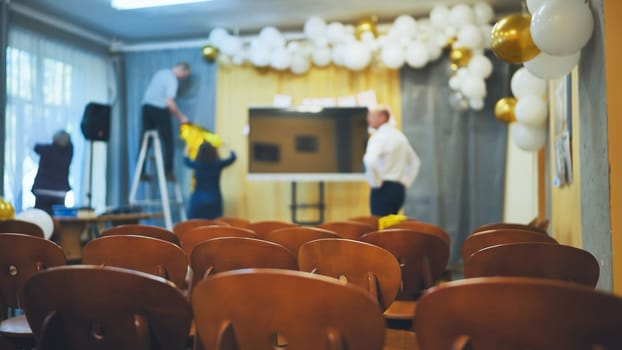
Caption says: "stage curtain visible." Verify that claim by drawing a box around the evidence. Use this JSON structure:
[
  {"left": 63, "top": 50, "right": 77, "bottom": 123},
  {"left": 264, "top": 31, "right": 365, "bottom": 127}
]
[{"left": 215, "top": 65, "right": 401, "bottom": 222}]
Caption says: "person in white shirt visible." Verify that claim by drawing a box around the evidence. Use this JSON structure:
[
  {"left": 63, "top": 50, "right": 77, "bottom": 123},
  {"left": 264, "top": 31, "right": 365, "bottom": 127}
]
[
  {"left": 141, "top": 62, "right": 191, "bottom": 180},
  {"left": 363, "top": 107, "right": 420, "bottom": 216}
]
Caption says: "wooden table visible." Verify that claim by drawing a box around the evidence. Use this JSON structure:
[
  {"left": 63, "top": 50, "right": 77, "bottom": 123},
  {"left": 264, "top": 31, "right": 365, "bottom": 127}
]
[{"left": 54, "top": 212, "right": 163, "bottom": 262}]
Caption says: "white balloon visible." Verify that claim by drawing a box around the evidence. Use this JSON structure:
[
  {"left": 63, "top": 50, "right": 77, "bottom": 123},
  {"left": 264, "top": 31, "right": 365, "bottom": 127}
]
[
  {"left": 511, "top": 67, "right": 547, "bottom": 99},
  {"left": 326, "top": 22, "right": 346, "bottom": 44},
  {"left": 405, "top": 41, "right": 429, "bottom": 68},
  {"left": 531, "top": 0, "right": 594, "bottom": 55},
  {"left": 460, "top": 74, "right": 487, "bottom": 99},
  {"left": 232, "top": 53, "right": 246, "bottom": 65},
  {"left": 524, "top": 51, "right": 581, "bottom": 80},
  {"left": 312, "top": 46, "right": 332, "bottom": 67},
  {"left": 513, "top": 124, "right": 547, "bottom": 151},
  {"left": 259, "top": 26, "right": 285, "bottom": 49},
  {"left": 458, "top": 24, "right": 484, "bottom": 50},
  {"left": 515, "top": 95, "right": 548, "bottom": 126},
  {"left": 470, "top": 98, "right": 485, "bottom": 110},
  {"left": 304, "top": 16, "right": 326, "bottom": 39},
  {"left": 450, "top": 4, "right": 476, "bottom": 28},
  {"left": 332, "top": 45, "right": 346, "bottom": 66},
  {"left": 449, "top": 75, "right": 462, "bottom": 90},
  {"left": 456, "top": 67, "right": 469, "bottom": 80},
  {"left": 208, "top": 28, "right": 229, "bottom": 47},
  {"left": 287, "top": 41, "right": 300, "bottom": 53},
  {"left": 290, "top": 55, "right": 311, "bottom": 75},
  {"left": 468, "top": 54, "right": 493, "bottom": 78},
  {"left": 343, "top": 42, "right": 371, "bottom": 71},
  {"left": 473, "top": 2, "right": 494, "bottom": 24},
  {"left": 270, "top": 48, "right": 291, "bottom": 70},
  {"left": 220, "top": 36, "right": 243, "bottom": 57},
  {"left": 393, "top": 15, "right": 418, "bottom": 40},
  {"left": 16, "top": 209, "right": 54, "bottom": 240},
  {"left": 480, "top": 24, "right": 493, "bottom": 49},
  {"left": 427, "top": 42, "right": 443, "bottom": 61},
  {"left": 312, "top": 36, "right": 329, "bottom": 48},
  {"left": 360, "top": 31, "right": 375, "bottom": 43},
  {"left": 527, "top": 0, "right": 547, "bottom": 14},
  {"left": 380, "top": 43, "right": 405, "bottom": 69},
  {"left": 430, "top": 5, "right": 451, "bottom": 29},
  {"left": 249, "top": 41, "right": 271, "bottom": 67}
]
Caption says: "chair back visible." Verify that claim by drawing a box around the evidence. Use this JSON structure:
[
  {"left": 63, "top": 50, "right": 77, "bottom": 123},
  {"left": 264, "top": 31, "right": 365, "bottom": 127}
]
[
  {"left": 190, "top": 237, "right": 297, "bottom": 287},
  {"left": 362, "top": 229, "right": 449, "bottom": 300},
  {"left": 191, "top": 269, "right": 385, "bottom": 350},
  {"left": 172, "top": 219, "right": 229, "bottom": 238},
  {"left": 216, "top": 217, "right": 251, "bottom": 228},
  {"left": 180, "top": 226, "right": 258, "bottom": 257},
  {"left": 472, "top": 222, "right": 548, "bottom": 235},
  {"left": 461, "top": 229, "right": 557, "bottom": 261},
  {"left": 385, "top": 220, "right": 450, "bottom": 245},
  {"left": 263, "top": 227, "right": 339, "bottom": 256},
  {"left": 464, "top": 242, "right": 599, "bottom": 287},
  {"left": 23, "top": 266, "right": 192, "bottom": 350},
  {"left": 415, "top": 277, "right": 622, "bottom": 350},
  {"left": 246, "top": 220, "right": 297, "bottom": 237},
  {"left": 0, "top": 219, "right": 44, "bottom": 238},
  {"left": 298, "top": 238, "right": 401, "bottom": 310},
  {"left": 0, "top": 233, "right": 65, "bottom": 308},
  {"left": 317, "top": 221, "right": 376, "bottom": 240},
  {"left": 83, "top": 235, "right": 187, "bottom": 288},
  {"left": 348, "top": 215, "right": 379, "bottom": 228},
  {"left": 100, "top": 224, "right": 179, "bottom": 246}
]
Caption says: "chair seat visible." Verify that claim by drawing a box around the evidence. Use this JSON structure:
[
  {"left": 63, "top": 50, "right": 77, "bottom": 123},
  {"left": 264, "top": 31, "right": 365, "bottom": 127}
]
[
  {"left": 0, "top": 314, "right": 33, "bottom": 337},
  {"left": 384, "top": 329, "right": 417, "bottom": 350},
  {"left": 384, "top": 300, "right": 417, "bottom": 320}
]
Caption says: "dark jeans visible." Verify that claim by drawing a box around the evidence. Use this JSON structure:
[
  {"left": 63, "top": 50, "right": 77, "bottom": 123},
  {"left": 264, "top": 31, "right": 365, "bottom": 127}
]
[
  {"left": 141, "top": 104, "right": 174, "bottom": 172},
  {"left": 370, "top": 181, "right": 406, "bottom": 216},
  {"left": 35, "top": 194, "right": 65, "bottom": 216}
]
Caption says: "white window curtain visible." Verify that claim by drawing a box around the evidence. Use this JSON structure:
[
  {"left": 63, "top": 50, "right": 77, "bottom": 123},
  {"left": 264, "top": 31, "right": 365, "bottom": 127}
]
[{"left": 4, "top": 27, "right": 110, "bottom": 212}]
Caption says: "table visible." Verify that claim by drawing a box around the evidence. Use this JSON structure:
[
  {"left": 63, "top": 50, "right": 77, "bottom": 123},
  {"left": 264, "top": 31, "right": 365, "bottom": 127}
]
[{"left": 54, "top": 212, "right": 163, "bottom": 262}]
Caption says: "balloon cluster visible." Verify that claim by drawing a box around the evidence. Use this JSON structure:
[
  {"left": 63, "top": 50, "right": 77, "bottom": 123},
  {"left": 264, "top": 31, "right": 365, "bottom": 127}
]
[
  {"left": 491, "top": 0, "right": 593, "bottom": 80},
  {"left": 203, "top": 1, "right": 496, "bottom": 80},
  {"left": 0, "top": 197, "right": 15, "bottom": 220}
]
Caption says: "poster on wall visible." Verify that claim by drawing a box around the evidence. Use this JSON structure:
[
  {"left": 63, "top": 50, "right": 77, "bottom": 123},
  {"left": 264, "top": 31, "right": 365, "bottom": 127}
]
[{"left": 553, "top": 74, "right": 573, "bottom": 187}]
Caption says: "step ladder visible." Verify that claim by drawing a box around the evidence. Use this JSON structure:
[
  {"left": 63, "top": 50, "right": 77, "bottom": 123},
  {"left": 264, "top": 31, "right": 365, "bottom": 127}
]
[{"left": 129, "top": 130, "right": 186, "bottom": 229}]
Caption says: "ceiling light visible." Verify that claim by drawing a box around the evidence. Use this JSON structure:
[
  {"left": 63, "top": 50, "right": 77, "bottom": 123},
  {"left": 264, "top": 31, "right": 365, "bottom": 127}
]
[{"left": 111, "top": 0, "right": 211, "bottom": 10}]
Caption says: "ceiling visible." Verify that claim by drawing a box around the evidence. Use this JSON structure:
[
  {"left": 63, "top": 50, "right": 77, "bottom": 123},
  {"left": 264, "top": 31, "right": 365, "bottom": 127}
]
[{"left": 15, "top": 0, "right": 521, "bottom": 44}]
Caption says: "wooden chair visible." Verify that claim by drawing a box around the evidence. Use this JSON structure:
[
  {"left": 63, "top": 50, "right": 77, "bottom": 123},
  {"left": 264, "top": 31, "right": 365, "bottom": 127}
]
[
  {"left": 180, "top": 226, "right": 258, "bottom": 257},
  {"left": 23, "top": 265, "right": 192, "bottom": 350},
  {"left": 191, "top": 269, "right": 386, "bottom": 350},
  {"left": 464, "top": 242, "right": 600, "bottom": 287},
  {"left": 317, "top": 221, "right": 376, "bottom": 240},
  {"left": 0, "top": 219, "right": 44, "bottom": 238},
  {"left": 246, "top": 220, "right": 297, "bottom": 237},
  {"left": 263, "top": 226, "right": 339, "bottom": 257},
  {"left": 361, "top": 229, "right": 449, "bottom": 322},
  {"left": 172, "top": 219, "right": 229, "bottom": 238},
  {"left": 190, "top": 237, "right": 297, "bottom": 288},
  {"left": 415, "top": 277, "right": 622, "bottom": 350},
  {"left": 216, "top": 217, "right": 251, "bottom": 228},
  {"left": 298, "top": 238, "right": 401, "bottom": 311},
  {"left": 471, "top": 222, "right": 548, "bottom": 235},
  {"left": 384, "top": 220, "right": 450, "bottom": 245},
  {"left": 83, "top": 235, "right": 188, "bottom": 289},
  {"left": 0, "top": 233, "right": 65, "bottom": 349},
  {"left": 348, "top": 215, "right": 380, "bottom": 229},
  {"left": 100, "top": 224, "right": 179, "bottom": 246},
  {"left": 461, "top": 229, "right": 558, "bottom": 262}
]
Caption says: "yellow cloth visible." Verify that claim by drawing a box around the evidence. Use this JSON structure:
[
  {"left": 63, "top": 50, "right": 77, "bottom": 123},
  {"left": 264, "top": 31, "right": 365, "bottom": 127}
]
[
  {"left": 179, "top": 123, "right": 223, "bottom": 160},
  {"left": 378, "top": 214, "right": 408, "bottom": 230}
]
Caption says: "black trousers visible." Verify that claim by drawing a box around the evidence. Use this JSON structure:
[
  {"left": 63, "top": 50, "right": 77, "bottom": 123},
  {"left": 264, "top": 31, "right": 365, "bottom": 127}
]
[
  {"left": 370, "top": 181, "right": 406, "bottom": 216},
  {"left": 35, "top": 194, "right": 65, "bottom": 216},
  {"left": 141, "top": 105, "right": 174, "bottom": 172}
]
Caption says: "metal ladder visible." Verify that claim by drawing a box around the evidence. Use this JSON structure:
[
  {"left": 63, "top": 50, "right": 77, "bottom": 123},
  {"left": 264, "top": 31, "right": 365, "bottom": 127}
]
[{"left": 129, "top": 130, "right": 186, "bottom": 229}]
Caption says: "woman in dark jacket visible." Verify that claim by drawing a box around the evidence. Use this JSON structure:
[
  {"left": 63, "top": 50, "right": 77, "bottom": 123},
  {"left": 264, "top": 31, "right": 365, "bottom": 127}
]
[
  {"left": 184, "top": 141, "right": 236, "bottom": 219},
  {"left": 32, "top": 130, "right": 73, "bottom": 215}
]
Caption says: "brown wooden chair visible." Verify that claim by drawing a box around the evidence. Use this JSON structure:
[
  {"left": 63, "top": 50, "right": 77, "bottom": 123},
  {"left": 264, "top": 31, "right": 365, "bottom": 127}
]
[
  {"left": 100, "top": 224, "right": 180, "bottom": 246},
  {"left": 298, "top": 238, "right": 401, "bottom": 311},
  {"left": 246, "top": 220, "right": 297, "bottom": 237},
  {"left": 172, "top": 219, "right": 230, "bottom": 238},
  {"left": 0, "top": 233, "right": 65, "bottom": 349},
  {"left": 180, "top": 226, "right": 258, "bottom": 257},
  {"left": 0, "top": 219, "right": 44, "bottom": 238},
  {"left": 361, "top": 229, "right": 449, "bottom": 322},
  {"left": 464, "top": 242, "right": 600, "bottom": 287},
  {"left": 385, "top": 220, "right": 450, "bottom": 245},
  {"left": 263, "top": 226, "right": 339, "bottom": 257},
  {"left": 415, "top": 277, "right": 622, "bottom": 350},
  {"left": 348, "top": 215, "right": 380, "bottom": 229},
  {"left": 23, "top": 265, "right": 192, "bottom": 350},
  {"left": 471, "top": 222, "right": 548, "bottom": 235},
  {"left": 190, "top": 237, "right": 297, "bottom": 288},
  {"left": 317, "top": 221, "right": 376, "bottom": 240},
  {"left": 191, "top": 269, "right": 386, "bottom": 350},
  {"left": 461, "top": 229, "right": 558, "bottom": 262},
  {"left": 216, "top": 217, "right": 251, "bottom": 228},
  {"left": 83, "top": 235, "right": 188, "bottom": 289}
]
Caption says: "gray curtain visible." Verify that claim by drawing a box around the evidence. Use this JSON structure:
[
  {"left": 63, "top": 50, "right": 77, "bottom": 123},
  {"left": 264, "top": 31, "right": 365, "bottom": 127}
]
[
  {"left": 106, "top": 48, "right": 217, "bottom": 215},
  {"left": 400, "top": 54, "right": 510, "bottom": 264}
]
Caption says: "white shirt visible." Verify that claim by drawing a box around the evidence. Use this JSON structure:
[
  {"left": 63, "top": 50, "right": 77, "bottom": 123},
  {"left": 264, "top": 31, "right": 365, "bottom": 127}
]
[
  {"left": 142, "top": 69, "right": 178, "bottom": 108},
  {"left": 363, "top": 123, "right": 420, "bottom": 188}
]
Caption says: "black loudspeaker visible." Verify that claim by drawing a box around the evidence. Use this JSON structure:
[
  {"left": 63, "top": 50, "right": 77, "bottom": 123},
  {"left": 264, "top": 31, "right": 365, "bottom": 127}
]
[{"left": 81, "top": 102, "right": 111, "bottom": 141}]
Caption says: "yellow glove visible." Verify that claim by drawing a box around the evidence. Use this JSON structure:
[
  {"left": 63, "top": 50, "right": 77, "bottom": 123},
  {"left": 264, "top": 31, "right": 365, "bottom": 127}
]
[
  {"left": 378, "top": 214, "right": 408, "bottom": 230},
  {"left": 179, "top": 123, "right": 224, "bottom": 160}
]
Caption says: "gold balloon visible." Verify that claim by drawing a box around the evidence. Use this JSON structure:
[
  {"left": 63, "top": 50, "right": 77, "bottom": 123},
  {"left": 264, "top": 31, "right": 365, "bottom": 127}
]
[
  {"left": 201, "top": 44, "right": 219, "bottom": 62},
  {"left": 491, "top": 13, "right": 541, "bottom": 64},
  {"left": 446, "top": 36, "right": 457, "bottom": 48},
  {"left": 355, "top": 16, "right": 378, "bottom": 40},
  {"left": 450, "top": 47, "right": 473, "bottom": 68},
  {"left": 0, "top": 197, "right": 15, "bottom": 220},
  {"left": 494, "top": 97, "right": 518, "bottom": 124}
]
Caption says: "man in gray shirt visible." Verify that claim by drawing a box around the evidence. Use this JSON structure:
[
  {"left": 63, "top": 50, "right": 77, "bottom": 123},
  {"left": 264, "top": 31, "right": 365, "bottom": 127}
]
[{"left": 141, "top": 62, "right": 191, "bottom": 180}]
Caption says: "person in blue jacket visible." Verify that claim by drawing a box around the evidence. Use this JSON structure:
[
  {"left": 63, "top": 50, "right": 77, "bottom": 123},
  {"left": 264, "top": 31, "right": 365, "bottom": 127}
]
[
  {"left": 32, "top": 130, "right": 73, "bottom": 215},
  {"left": 184, "top": 141, "right": 236, "bottom": 219}
]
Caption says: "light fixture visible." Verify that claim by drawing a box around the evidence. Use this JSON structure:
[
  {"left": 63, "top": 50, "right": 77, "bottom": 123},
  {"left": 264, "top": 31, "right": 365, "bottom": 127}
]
[{"left": 111, "top": 0, "right": 211, "bottom": 10}]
